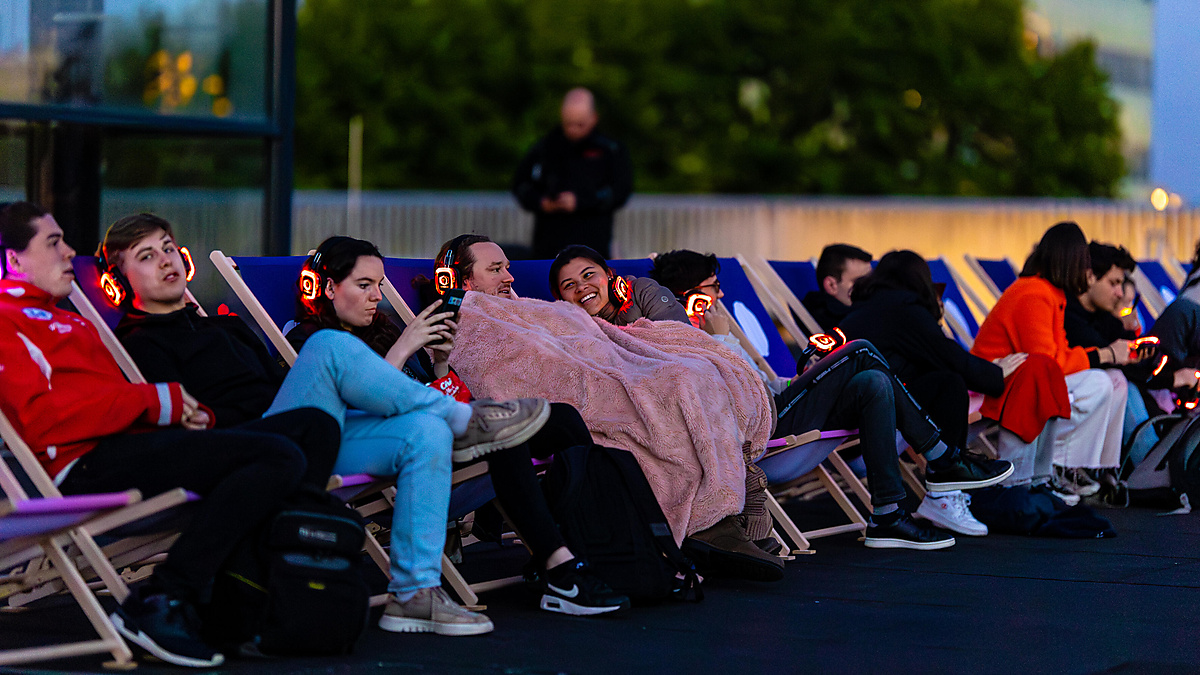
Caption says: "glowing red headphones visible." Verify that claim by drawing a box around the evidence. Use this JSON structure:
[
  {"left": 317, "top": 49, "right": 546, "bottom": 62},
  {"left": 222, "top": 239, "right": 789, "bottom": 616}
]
[
  {"left": 609, "top": 271, "right": 632, "bottom": 313},
  {"left": 434, "top": 247, "right": 459, "bottom": 296},
  {"left": 684, "top": 291, "right": 712, "bottom": 319},
  {"left": 98, "top": 244, "right": 194, "bottom": 307}
]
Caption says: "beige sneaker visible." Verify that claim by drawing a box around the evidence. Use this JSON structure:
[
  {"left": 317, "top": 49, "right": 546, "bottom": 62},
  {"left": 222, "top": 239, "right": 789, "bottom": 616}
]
[
  {"left": 378, "top": 587, "right": 494, "bottom": 636},
  {"left": 452, "top": 398, "right": 551, "bottom": 463}
]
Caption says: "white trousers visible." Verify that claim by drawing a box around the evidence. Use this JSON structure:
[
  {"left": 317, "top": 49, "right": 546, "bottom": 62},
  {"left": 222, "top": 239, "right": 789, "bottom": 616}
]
[
  {"left": 1053, "top": 369, "right": 1126, "bottom": 470},
  {"left": 998, "top": 368, "right": 1126, "bottom": 486}
]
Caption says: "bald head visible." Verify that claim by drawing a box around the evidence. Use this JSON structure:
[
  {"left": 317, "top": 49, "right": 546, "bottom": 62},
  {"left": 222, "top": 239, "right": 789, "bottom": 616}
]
[{"left": 561, "top": 88, "right": 598, "bottom": 142}]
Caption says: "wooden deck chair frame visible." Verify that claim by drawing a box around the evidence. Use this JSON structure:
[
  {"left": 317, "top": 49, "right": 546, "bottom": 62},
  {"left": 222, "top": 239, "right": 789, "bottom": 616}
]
[
  {"left": 0, "top": 405, "right": 197, "bottom": 669},
  {"left": 1164, "top": 258, "right": 1189, "bottom": 289},
  {"left": 1, "top": 282, "right": 195, "bottom": 610},
  {"left": 0, "top": 431, "right": 139, "bottom": 668},
  {"left": 736, "top": 256, "right": 928, "bottom": 498},
  {"left": 209, "top": 250, "right": 507, "bottom": 608},
  {"left": 756, "top": 431, "right": 874, "bottom": 555}
]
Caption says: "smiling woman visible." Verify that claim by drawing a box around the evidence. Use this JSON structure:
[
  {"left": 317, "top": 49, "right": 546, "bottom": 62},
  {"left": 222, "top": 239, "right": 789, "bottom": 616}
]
[{"left": 549, "top": 245, "right": 688, "bottom": 327}]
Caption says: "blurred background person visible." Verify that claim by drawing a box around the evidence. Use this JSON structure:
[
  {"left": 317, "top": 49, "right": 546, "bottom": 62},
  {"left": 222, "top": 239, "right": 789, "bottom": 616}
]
[{"left": 513, "top": 88, "right": 633, "bottom": 259}]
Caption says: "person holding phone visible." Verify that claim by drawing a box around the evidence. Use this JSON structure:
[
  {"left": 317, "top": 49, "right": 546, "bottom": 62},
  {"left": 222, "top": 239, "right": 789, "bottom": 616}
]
[
  {"left": 105, "top": 220, "right": 557, "bottom": 637},
  {"left": 289, "top": 235, "right": 632, "bottom": 617}
]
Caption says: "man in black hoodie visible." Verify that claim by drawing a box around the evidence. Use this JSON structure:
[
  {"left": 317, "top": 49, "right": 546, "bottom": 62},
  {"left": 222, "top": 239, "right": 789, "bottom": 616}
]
[
  {"left": 512, "top": 88, "right": 633, "bottom": 259},
  {"left": 802, "top": 244, "right": 872, "bottom": 331}
]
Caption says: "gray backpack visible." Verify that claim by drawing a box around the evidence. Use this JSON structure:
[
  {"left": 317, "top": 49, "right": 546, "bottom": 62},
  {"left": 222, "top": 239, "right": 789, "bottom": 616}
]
[{"left": 1124, "top": 413, "right": 1198, "bottom": 512}]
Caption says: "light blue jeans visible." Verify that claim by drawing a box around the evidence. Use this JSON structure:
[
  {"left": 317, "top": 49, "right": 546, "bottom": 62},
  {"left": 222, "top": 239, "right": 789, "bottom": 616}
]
[{"left": 265, "top": 329, "right": 469, "bottom": 594}]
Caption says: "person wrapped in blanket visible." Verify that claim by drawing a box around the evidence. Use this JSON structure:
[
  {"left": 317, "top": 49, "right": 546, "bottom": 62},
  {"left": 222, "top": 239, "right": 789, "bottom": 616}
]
[
  {"left": 283, "top": 236, "right": 630, "bottom": 616},
  {"left": 645, "top": 249, "right": 1014, "bottom": 542},
  {"left": 102, "top": 217, "right": 566, "bottom": 634},
  {"left": 417, "top": 238, "right": 780, "bottom": 580}
]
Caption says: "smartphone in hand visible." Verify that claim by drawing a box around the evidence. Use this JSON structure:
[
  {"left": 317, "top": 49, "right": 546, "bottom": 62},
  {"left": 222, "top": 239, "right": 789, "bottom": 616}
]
[{"left": 432, "top": 289, "right": 466, "bottom": 344}]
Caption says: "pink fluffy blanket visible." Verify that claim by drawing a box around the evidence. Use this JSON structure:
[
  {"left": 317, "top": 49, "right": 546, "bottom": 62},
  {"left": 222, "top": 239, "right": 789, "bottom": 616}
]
[{"left": 448, "top": 292, "right": 773, "bottom": 542}]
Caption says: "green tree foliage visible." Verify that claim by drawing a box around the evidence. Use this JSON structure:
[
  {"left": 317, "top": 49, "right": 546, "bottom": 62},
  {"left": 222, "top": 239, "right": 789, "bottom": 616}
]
[{"left": 294, "top": 0, "right": 1125, "bottom": 196}]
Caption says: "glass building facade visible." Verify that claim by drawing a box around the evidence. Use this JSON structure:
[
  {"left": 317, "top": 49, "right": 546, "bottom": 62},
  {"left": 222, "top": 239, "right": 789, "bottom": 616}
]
[{"left": 0, "top": 0, "right": 294, "bottom": 305}]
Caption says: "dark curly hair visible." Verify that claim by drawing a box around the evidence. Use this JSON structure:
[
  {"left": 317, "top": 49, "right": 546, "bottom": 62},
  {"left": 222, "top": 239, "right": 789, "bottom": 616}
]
[{"left": 647, "top": 250, "right": 720, "bottom": 297}]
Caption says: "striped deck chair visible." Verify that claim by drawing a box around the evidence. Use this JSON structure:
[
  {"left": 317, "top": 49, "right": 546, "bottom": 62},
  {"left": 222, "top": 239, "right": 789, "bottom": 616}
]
[
  {"left": 210, "top": 251, "right": 504, "bottom": 608},
  {"left": 963, "top": 255, "right": 1019, "bottom": 304}
]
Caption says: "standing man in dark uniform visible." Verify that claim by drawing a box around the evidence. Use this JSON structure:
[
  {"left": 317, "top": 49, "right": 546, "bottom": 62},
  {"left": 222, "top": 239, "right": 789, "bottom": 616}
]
[{"left": 513, "top": 88, "right": 633, "bottom": 259}]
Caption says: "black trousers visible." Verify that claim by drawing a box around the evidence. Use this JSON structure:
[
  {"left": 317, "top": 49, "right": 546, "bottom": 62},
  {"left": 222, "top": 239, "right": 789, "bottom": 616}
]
[
  {"left": 773, "top": 340, "right": 942, "bottom": 507},
  {"left": 59, "top": 408, "right": 340, "bottom": 604},
  {"left": 485, "top": 402, "right": 592, "bottom": 563},
  {"left": 904, "top": 372, "right": 971, "bottom": 451}
]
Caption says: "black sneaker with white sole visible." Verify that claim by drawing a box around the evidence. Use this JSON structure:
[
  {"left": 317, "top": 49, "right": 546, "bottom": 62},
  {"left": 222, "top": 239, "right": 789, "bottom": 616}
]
[
  {"left": 110, "top": 591, "right": 224, "bottom": 668},
  {"left": 540, "top": 559, "right": 630, "bottom": 616},
  {"left": 926, "top": 450, "right": 1014, "bottom": 491},
  {"left": 864, "top": 512, "right": 956, "bottom": 550}
]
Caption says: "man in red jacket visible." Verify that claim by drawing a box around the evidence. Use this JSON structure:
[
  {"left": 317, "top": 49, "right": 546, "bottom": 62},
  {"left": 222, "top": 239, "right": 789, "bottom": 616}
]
[{"left": 0, "top": 202, "right": 339, "bottom": 668}]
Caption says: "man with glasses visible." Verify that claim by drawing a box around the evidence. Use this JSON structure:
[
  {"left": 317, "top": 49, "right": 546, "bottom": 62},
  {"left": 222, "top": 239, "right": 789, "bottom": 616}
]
[{"left": 648, "top": 250, "right": 1009, "bottom": 545}]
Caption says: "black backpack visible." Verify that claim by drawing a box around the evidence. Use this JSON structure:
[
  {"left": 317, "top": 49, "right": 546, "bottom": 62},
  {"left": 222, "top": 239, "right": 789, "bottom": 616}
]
[
  {"left": 203, "top": 487, "right": 370, "bottom": 656},
  {"left": 539, "top": 445, "right": 702, "bottom": 603},
  {"left": 1124, "top": 412, "right": 1199, "bottom": 512}
]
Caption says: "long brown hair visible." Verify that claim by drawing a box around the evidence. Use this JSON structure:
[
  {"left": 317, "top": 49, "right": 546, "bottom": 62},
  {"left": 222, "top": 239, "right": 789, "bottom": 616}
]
[{"left": 1020, "top": 221, "right": 1090, "bottom": 295}]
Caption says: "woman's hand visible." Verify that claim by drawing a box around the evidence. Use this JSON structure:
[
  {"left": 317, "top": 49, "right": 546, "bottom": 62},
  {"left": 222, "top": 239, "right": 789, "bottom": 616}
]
[
  {"left": 426, "top": 319, "right": 456, "bottom": 378},
  {"left": 385, "top": 301, "right": 453, "bottom": 369},
  {"left": 993, "top": 353, "right": 1029, "bottom": 378}
]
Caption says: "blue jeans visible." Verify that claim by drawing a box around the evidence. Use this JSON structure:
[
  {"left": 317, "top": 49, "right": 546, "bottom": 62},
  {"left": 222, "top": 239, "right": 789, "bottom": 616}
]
[{"left": 266, "top": 329, "right": 468, "bottom": 594}]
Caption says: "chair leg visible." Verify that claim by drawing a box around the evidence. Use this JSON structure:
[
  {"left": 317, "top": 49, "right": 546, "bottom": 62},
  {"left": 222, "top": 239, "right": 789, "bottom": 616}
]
[
  {"left": 441, "top": 554, "right": 483, "bottom": 611},
  {"left": 901, "top": 449, "right": 928, "bottom": 500},
  {"left": 825, "top": 452, "right": 872, "bottom": 508},
  {"left": 764, "top": 492, "right": 813, "bottom": 555}
]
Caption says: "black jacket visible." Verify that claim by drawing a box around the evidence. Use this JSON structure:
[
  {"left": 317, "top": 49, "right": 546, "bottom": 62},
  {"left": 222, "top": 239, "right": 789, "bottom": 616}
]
[
  {"left": 839, "top": 288, "right": 1004, "bottom": 397},
  {"left": 116, "top": 306, "right": 284, "bottom": 427},
  {"left": 801, "top": 290, "right": 853, "bottom": 333},
  {"left": 512, "top": 127, "right": 633, "bottom": 258},
  {"left": 1064, "top": 296, "right": 1135, "bottom": 349}
]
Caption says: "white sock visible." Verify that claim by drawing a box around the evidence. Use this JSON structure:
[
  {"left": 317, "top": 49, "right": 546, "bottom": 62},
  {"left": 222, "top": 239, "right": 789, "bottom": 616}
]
[{"left": 447, "top": 402, "right": 473, "bottom": 436}]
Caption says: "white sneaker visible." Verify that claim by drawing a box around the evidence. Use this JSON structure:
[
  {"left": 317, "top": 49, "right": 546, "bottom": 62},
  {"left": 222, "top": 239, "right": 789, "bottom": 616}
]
[{"left": 915, "top": 491, "right": 988, "bottom": 536}]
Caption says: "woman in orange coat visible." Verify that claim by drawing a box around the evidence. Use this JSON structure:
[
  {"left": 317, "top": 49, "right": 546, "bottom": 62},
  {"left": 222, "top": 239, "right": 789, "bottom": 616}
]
[{"left": 972, "top": 222, "right": 1133, "bottom": 501}]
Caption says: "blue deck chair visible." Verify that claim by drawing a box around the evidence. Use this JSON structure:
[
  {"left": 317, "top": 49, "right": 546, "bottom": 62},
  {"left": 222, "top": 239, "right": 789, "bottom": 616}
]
[
  {"left": 506, "top": 259, "right": 554, "bottom": 301},
  {"left": 964, "top": 256, "right": 1019, "bottom": 302},
  {"left": 379, "top": 258, "right": 434, "bottom": 319},
  {"left": 1137, "top": 260, "right": 1182, "bottom": 315},
  {"left": 759, "top": 259, "right": 825, "bottom": 337},
  {"left": 211, "top": 251, "right": 508, "bottom": 608},
  {"left": 714, "top": 257, "right": 797, "bottom": 379},
  {"left": 927, "top": 258, "right": 979, "bottom": 348}
]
